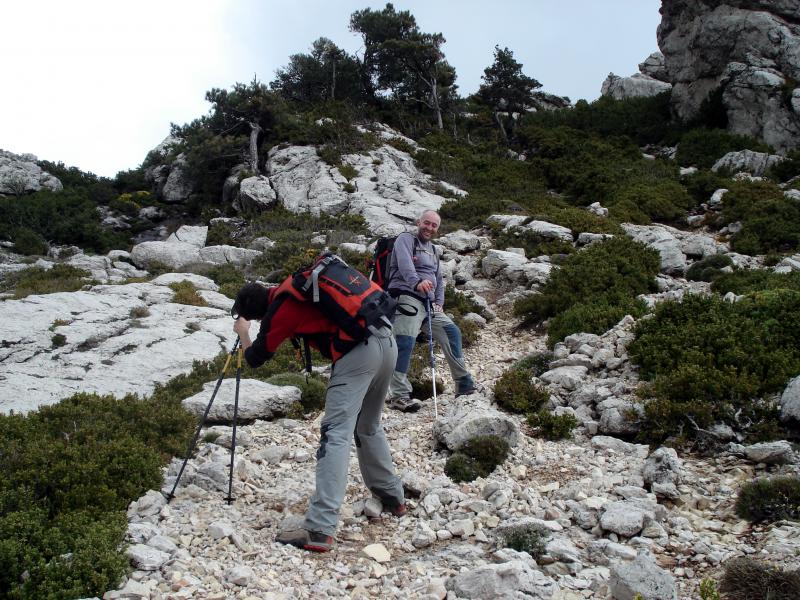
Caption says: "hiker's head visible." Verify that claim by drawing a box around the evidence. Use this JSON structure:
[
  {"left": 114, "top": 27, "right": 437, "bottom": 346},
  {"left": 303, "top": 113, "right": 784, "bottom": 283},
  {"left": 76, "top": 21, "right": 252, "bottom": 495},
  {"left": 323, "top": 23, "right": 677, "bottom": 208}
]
[
  {"left": 416, "top": 210, "right": 441, "bottom": 242},
  {"left": 232, "top": 282, "right": 270, "bottom": 321}
]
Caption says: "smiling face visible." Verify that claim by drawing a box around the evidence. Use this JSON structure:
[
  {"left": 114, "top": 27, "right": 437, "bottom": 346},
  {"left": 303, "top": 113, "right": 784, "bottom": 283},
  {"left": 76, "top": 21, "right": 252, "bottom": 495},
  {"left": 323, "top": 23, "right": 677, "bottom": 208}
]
[{"left": 417, "top": 210, "right": 441, "bottom": 242}]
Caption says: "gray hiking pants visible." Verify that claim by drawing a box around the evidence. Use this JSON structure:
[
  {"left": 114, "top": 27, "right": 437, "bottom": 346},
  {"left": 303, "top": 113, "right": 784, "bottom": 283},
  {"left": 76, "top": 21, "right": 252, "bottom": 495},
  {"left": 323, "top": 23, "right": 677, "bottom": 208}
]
[
  {"left": 388, "top": 294, "right": 471, "bottom": 400},
  {"left": 303, "top": 326, "right": 404, "bottom": 536}
]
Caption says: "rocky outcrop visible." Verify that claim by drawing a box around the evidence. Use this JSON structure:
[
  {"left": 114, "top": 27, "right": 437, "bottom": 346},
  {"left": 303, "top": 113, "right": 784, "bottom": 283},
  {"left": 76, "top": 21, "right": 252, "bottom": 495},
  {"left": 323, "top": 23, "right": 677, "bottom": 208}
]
[
  {"left": 639, "top": 52, "right": 670, "bottom": 82},
  {"left": 265, "top": 140, "right": 464, "bottom": 236},
  {"left": 658, "top": 0, "right": 800, "bottom": 152},
  {"left": 601, "top": 73, "right": 672, "bottom": 100},
  {"left": 0, "top": 149, "right": 63, "bottom": 195},
  {"left": 711, "top": 149, "right": 785, "bottom": 176}
]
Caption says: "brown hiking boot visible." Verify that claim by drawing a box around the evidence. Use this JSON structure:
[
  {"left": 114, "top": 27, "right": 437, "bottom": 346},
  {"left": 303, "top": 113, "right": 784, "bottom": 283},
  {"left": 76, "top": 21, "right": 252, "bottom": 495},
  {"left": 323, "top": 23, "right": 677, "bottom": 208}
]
[
  {"left": 385, "top": 502, "right": 408, "bottom": 517},
  {"left": 276, "top": 528, "right": 334, "bottom": 552}
]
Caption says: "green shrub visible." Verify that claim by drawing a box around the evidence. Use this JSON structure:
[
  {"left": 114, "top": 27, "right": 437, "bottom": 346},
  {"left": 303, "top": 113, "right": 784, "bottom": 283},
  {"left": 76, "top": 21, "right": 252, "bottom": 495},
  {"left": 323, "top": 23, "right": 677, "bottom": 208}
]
[
  {"left": 527, "top": 410, "right": 578, "bottom": 440},
  {"left": 682, "top": 169, "right": 731, "bottom": 204},
  {"left": 338, "top": 164, "right": 358, "bottom": 181},
  {"left": 699, "top": 578, "right": 720, "bottom": 600},
  {"left": 718, "top": 181, "right": 800, "bottom": 255},
  {"left": 734, "top": 477, "right": 800, "bottom": 523},
  {"left": 514, "top": 236, "right": 659, "bottom": 346},
  {"left": 0, "top": 264, "right": 91, "bottom": 299},
  {"left": 719, "top": 558, "right": 800, "bottom": 600},
  {"left": 408, "top": 344, "right": 445, "bottom": 399},
  {"left": 513, "top": 351, "right": 554, "bottom": 377},
  {"left": 206, "top": 221, "right": 235, "bottom": 246},
  {"left": 51, "top": 333, "right": 66, "bottom": 348},
  {"left": 494, "top": 228, "right": 574, "bottom": 258},
  {"left": 629, "top": 291, "right": 800, "bottom": 443},
  {"left": 767, "top": 149, "right": 800, "bottom": 182},
  {"left": 494, "top": 369, "right": 549, "bottom": 414},
  {"left": 609, "top": 179, "right": 693, "bottom": 224},
  {"left": 686, "top": 254, "right": 734, "bottom": 282},
  {"left": 712, "top": 270, "right": 800, "bottom": 295},
  {"left": 444, "top": 435, "right": 510, "bottom": 482},
  {"left": 168, "top": 281, "right": 208, "bottom": 307},
  {"left": 265, "top": 373, "right": 327, "bottom": 415},
  {"left": 499, "top": 523, "right": 548, "bottom": 558},
  {"left": 342, "top": 182, "right": 357, "bottom": 193},
  {"left": 205, "top": 264, "right": 246, "bottom": 299},
  {"left": 444, "top": 453, "right": 481, "bottom": 483},
  {"left": 12, "top": 227, "right": 49, "bottom": 255},
  {"left": 675, "top": 129, "right": 772, "bottom": 169},
  {"left": 0, "top": 189, "right": 129, "bottom": 254},
  {"left": 0, "top": 392, "right": 194, "bottom": 598}
]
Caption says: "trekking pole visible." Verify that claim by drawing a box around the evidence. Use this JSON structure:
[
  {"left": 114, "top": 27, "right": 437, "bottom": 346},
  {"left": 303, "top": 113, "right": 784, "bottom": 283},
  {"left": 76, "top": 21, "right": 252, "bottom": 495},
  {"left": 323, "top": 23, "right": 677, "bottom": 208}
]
[
  {"left": 224, "top": 344, "right": 243, "bottom": 505},
  {"left": 426, "top": 297, "right": 438, "bottom": 419},
  {"left": 166, "top": 337, "right": 240, "bottom": 502}
]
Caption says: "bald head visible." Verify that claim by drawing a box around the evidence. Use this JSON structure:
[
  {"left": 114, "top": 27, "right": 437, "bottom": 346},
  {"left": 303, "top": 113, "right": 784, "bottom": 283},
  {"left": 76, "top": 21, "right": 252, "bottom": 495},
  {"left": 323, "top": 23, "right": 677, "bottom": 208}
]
[{"left": 416, "top": 210, "right": 441, "bottom": 242}]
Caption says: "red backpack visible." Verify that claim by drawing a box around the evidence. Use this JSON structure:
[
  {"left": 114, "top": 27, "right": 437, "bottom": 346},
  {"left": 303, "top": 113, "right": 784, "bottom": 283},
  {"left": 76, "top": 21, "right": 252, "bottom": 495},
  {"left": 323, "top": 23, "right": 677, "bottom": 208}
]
[{"left": 274, "top": 252, "right": 397, "bottom": 367}]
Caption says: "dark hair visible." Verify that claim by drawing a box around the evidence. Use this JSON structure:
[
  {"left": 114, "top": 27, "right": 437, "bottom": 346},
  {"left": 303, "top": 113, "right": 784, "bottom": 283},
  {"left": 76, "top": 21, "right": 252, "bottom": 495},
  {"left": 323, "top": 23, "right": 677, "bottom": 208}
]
[{"left": 232, "top": 282, "right": 269, "bottom": 320}]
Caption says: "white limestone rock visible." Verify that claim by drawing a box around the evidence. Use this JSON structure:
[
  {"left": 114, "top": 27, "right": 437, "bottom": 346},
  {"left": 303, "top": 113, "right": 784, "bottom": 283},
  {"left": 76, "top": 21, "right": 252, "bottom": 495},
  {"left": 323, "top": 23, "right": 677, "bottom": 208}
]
[
  {"left": 182, "top": 379, "right": 301, "bottom": 423},
  {"left": 166, "top": 225, "right": 208, "bottom": 248}
]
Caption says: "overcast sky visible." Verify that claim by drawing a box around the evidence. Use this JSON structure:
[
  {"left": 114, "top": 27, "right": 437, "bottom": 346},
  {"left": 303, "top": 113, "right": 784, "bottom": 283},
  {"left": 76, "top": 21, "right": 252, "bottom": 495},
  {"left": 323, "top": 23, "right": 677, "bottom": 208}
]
[{"left": 2, "top": 0, "right": 662, "bottom": 178}]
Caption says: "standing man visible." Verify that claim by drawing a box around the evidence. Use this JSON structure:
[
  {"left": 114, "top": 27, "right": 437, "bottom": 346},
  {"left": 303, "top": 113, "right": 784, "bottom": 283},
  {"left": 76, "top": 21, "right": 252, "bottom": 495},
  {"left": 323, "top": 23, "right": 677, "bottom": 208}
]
[
  {"left": 385, "top": 210, "right": 477, "bottom": 412},
  {"left": 232, "top": 282, "right": 406, "bottom": 552}
]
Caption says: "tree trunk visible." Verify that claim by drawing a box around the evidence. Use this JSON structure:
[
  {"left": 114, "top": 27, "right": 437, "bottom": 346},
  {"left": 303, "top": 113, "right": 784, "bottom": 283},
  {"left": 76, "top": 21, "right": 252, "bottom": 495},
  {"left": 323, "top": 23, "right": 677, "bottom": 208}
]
[
  {"left": 331, "top": 59, "right": 336, "bottom": 101},
  {"left": 248, "top": 122, "right": 262, "bottom": 174},
  {"left": 493, "top": 112, "right": 508, "bottom": 142}
]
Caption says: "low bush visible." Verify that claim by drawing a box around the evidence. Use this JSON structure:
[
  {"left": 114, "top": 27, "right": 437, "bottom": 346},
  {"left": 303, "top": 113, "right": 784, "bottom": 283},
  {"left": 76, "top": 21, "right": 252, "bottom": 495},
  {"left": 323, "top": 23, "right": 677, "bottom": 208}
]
[
  {"left": 682, "top": 169, "right": 731, "bottom": 205},
  {"left": 265, "top": 373, "right": 327, "bottom": 416},
  {"left": 444, "top": 434, "right": 510, "bottom": 482},
  {"left": 686, "top": 254, "right": 734, "bottom": 282},
  {"left": 734, "top": 477, "right": 800, "bottom": 523},
  {"left": 204, "top": 264, "right": 246, "bottom": 299},
  {"left": 719, "top": 557, "right": 800, "bottom": 600},
  {"left": 767, "top": 148, "right": 800, "bottom": 182},
  {"left": 169, "top": 281, "right": 208, "bottom": 307},
  {"left": 494, "top": 228, "right": 574, "bottom": 258},
  {"left": 494, "top": 369, "right": 549, "bottom": 414},
  {"left": 629, "top": 291, "right": 800, "bottom": 444},
  {"left": 11, "top": 227, "right": 48, "bottom": 255},
  {"left": 206, "top": 221, "right": 235, "bottom": 246},
  {"left": 675, "top": 128, "right": 772, "bottom": 169},
  {"left": 408, "top": 344, "right": 445, "bottom": 399},
  {"left": 51, "top": 333, "right": 66, "bottom": 348},
  {"left": 1, "top": 264, "right": 92, "bottom": 299},
  {"left": 712, "top": 270, "right": 800, "bottom": 296},
  {"left": 717, "top": 181, "right": 800, "bottom": 255},
  {"left": 0, "top": 392, "right": 194, "bottom": 598},
  {"left": 608, "top": 178, "right": 693, "bottom": 225},
  {"left": 527, "top": 410, "right": 578, "bottom": 440},
  {"left": 512, "top": 351, "right": 554, "bottom": 377},
  {"left": 514, "top": 236, "right": 659, "bottom": 346},
  {"left": 499, "top": 523, "right": 549, "bottom": 559}
]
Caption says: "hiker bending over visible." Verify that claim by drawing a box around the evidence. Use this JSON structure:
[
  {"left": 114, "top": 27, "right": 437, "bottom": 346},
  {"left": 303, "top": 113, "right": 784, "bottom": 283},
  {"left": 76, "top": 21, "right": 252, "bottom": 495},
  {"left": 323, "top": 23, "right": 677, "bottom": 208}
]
[
  {"left": 232, "top": 282, "right": 406, "bottom": 552},
  {"left": 385, "top": 209, "right": 477, "bottom": 412}
]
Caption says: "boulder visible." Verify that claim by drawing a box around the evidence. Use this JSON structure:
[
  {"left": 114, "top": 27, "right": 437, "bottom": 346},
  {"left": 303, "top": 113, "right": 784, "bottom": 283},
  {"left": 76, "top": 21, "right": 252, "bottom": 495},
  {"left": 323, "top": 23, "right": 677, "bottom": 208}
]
[
  {"left": 622, "top": 224, "right": 687, "bottom": 275},
  {"left": 609, "top": 552, "right": 677, "bottom": 600},
  {"left": 712, "top": 150, "right": 785, "bottom": 177},
  {"left": 540, "top": 366, "right": 589, "bottom": 391},
  {"left": 130, "top": 241, "right": 201, "bottom": 270},
  {"left": 780, "top": 375, "right": 800, "bottom": 422},
  {"left": 181, "top": 379, "right": 301, "bottom": 423},
  {"left": 160, "top": 154, "right": 194, "bottom": 203},
  {"left": 643, "top": 447, "right": 683, "bottom": 490},
  {"left": 166, "top": 225, "right": 208, "bottom": 248},
  {"left": 638, "top": 52, "right": 670, "bottom": 82},
  {"left": 434, "top": 395, "right": 519, "bottom": 451},
  {"left": 437, "top": 230, "right": 482, "bottom": 253},
  {"left": 601, "top": 73, "right": 672, "bottom": 100},
  {"left": 519, "top": 220, "right": 573, "bottom": 242},
  {"left": 482, "top": 249, "right": 528, "bottom": 278},
  {"left": 0, "top": 149, "right": 63, "bottom": 194},
  {"left": 198, "top": 245, "right": 261, "bottom": 266},
  {"left": 600, "top": 502, "right": 647, "bottom": 537},
  {"left": 658, "top": 0, "right": 800, "bottom": 153},
  {"left": 446, "top": 560, "right": 559, "bottom": 599},
  {"left": 235, "top": 175, "right": 277, "bottom": 212}
]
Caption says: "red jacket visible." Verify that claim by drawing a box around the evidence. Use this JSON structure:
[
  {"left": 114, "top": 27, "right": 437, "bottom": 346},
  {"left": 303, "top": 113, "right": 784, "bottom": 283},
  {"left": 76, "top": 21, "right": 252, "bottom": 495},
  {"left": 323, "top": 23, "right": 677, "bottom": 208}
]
[{"left": 244, "top": 288, "right": 344, "bottom": 368}]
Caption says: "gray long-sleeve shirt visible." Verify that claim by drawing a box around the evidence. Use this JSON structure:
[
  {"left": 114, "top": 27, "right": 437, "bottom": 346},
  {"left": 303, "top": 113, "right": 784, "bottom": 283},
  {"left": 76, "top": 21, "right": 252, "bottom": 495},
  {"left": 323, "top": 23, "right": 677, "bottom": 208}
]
[{"left": 386, "top": 232, "right": 443, "bottom": 306}]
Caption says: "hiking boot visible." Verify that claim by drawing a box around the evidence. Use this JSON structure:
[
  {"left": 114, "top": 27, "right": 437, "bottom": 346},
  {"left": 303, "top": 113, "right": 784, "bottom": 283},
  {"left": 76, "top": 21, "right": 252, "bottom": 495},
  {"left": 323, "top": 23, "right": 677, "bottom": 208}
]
[
  {"left": 385, "top": 502, "right": 407, "bottom": 517},
  {"left": 276, "top": 528, "right": 334, "bottom": 552},
  {"left": 387, "top": 396, "right": 422, "bottom": 412},
  {"left": 455, "top": 376, "right": 477, "bottom": 397}
]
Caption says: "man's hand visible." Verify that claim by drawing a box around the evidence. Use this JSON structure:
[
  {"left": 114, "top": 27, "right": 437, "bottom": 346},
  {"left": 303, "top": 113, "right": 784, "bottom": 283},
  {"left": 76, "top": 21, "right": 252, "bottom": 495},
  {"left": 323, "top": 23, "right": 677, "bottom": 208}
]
[
  {"left": 233, "top": 317, "right": 250, "bottom": 337},
  {"left": 416, "top": 279, "right": 434, "bottom": 295}
]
